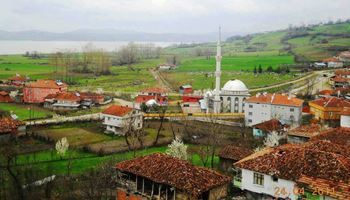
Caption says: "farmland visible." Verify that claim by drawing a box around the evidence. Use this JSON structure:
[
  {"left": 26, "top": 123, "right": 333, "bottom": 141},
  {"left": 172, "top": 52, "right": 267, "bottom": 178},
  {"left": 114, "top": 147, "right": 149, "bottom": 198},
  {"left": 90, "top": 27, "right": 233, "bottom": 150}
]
[{"left": 0, "top": 103, "right": 53, "bottom": 120}]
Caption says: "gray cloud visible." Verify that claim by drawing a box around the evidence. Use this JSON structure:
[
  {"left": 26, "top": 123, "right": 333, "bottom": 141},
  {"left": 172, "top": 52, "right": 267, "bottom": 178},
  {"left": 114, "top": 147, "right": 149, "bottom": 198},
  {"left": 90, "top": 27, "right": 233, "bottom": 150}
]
[{"left": 1, "top": 0, "right": 350, "bottom": 34}]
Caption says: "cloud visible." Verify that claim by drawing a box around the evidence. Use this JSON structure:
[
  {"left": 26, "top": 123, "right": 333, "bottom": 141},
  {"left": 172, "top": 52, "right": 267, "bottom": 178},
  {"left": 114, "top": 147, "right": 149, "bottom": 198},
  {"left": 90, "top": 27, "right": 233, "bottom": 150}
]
[{"left": 1, "top": 0, "right": 350, "bottom": 34}]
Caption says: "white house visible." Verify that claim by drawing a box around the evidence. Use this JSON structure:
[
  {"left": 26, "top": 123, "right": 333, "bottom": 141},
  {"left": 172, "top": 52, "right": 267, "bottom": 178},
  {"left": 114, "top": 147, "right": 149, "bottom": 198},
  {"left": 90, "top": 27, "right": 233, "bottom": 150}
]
[
  {"left": 102, "top": 105, "right": 143, "bottom": 135},
  {"left": 234, "top": 142, "right": 349, "bottom": 200},
  {"left": 341, "top": 107, "right": 350, "bottom": 128},
  {"left": 323, "top": 57, "right": 344, "bottom": 68},
  {"left": 245, "top": 93, "right": 303, "bottom": 127}
]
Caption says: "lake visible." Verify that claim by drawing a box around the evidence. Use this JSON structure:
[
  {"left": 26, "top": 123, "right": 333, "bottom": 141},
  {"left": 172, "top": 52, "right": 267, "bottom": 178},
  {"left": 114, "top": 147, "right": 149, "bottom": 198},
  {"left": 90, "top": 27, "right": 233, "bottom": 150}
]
[{"left": 0, "top": 40, "right": 176, "bottom": 55}]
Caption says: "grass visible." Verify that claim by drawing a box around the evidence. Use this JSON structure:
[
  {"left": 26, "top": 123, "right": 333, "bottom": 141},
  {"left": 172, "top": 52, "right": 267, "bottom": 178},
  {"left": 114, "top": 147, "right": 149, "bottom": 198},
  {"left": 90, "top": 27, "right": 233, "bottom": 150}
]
[
  {"left": 162, "top": 71, "right": 296, "bottom": 90},
  {"left": 0, "top": 103, "right": 53, "bottom": 120},
  {"left": 176, "top": 55, "right": 295, "bottom": 72},
  {"left": 34, "top": 127, "right": 112, "bottom": 147}
]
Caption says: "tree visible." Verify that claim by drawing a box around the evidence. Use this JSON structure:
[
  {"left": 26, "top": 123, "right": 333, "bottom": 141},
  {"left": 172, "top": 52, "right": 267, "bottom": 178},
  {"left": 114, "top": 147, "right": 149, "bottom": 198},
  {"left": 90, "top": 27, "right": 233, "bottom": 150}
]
[
  {"left": 266, "top": 66, "right": 273, "bottom": 73},
  {"left": 55, "top": 137, "right": 69, "bottom": 159},
  {"left": 115, "top": 42, "right": 140, "bottom": 66},
  {"left": 166, "top": 55, "right": 181, "bottom": 65},
  {"left": 258, "top": 65, "right": 263, "bottom": 73},
  {"left": 166, "top": 137, "right": 188, "bottom": 160},
  {"left": 253, "top": 66, "right": 257, "bottom": 74}
]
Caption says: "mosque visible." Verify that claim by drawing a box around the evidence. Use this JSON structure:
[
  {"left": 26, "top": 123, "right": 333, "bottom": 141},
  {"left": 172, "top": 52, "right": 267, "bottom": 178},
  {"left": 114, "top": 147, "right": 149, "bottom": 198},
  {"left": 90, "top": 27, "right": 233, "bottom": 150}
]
[{"left": 202, "top": 28, "right": 250, "bottom": 113}]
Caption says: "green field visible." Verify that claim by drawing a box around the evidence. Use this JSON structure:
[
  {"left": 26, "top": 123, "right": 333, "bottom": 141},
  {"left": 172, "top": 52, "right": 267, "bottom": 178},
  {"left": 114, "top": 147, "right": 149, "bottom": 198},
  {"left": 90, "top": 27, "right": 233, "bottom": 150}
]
[
  {"left": 176, "top": 55, "right": 294, "bottom": 72},
  {"left": 0, "top": 103, "right": 53, "bottom": 120}
]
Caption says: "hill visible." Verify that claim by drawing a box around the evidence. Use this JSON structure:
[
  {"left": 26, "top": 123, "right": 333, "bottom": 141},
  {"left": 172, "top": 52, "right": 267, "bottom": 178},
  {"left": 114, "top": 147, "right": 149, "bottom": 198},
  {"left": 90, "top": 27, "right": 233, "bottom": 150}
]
[{"left": 166, "top": 22, "right": 350, "bottom": 62}]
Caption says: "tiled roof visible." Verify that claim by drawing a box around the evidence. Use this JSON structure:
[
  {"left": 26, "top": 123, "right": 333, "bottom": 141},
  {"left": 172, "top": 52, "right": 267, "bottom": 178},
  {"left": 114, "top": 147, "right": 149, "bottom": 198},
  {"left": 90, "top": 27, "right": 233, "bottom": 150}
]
[
  {"left": 8, "top": 75, "right": 27, "bottom": 82},
  {"left": 339, "top": 51, "right": 350, "bottom": 58},
  {"left": 297, "top": 175, "right": 350, "bottom": 200},
  {"left": 0, "top": 91, "right": 9, "bottom": 96},
  {"left": 246, "top": 93, "right": 303, "bottom": 107},
  {"left": 318, "top": 89, "right": 334, "bottom": 96},
  {"left": 0, "top": 117, "right": 24, "bottom": 134},
  {"left": 288, "top": 124, "right": 323, "bottom": 138},
  {"left": 310, "top": 97, "right": 350, "bottom": 108},
  {"left": 341, "top": 107, "right": 350, "bottom": 115},
  {"left": 140, "top": 87, "right": 168, "bottom": 94},
  {"left": 253, "top": 119, "right": 287, "bottom": 133},
  {"left": 310, "top": 127, "right": 350, "bottom": 147},
  {"left": 335, "top": 69, "right": 350, "bottom": 76},
  {"left": 26, "top": 80, "right": 67, "bottom": 89},
  {"left": 102, "top": 105, "right": 133, "bottom": 117},
  {"left": 218, "top": 145, "right": 253, "bottom": 161},
  {"left": 235, "top": 144, "right": 350, "bottom": 184},
  {"left": 332, "top": 76, "right": 348, "bottom": 83},
  {"left": 115, "top": 153, "right": 231, "bottom": 197},
  {"left": 303, "top": 140, "right": 350, "bottom": 159},
  {"left": 54, "top": 92, "right": 81, "bottom": 101}
]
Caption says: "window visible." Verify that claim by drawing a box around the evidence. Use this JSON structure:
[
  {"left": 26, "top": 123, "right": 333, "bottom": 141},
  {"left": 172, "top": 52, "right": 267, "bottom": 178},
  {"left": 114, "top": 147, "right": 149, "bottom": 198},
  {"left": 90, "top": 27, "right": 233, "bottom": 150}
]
[
  {"left": 248, "top": 112, "right": 252, "bottom": 116},
  {"left": 249, "top": 104, "right": 253, "bottom": 108},
  {"left": 253, "top": 173, "right": 264, "bottom": 186},
  {"left": 248, "top": 119, "right": 252, "bottom": 123},
  {"left": 290, "top": 108, "right": 294, "bottom": 112}
]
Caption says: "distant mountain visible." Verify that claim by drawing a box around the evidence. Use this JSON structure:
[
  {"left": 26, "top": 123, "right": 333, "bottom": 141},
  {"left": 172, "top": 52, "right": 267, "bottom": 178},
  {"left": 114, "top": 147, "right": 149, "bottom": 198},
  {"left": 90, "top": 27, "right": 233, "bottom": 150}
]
[{"left": 0, "top": 29, "right": 238, "bottom": 43}]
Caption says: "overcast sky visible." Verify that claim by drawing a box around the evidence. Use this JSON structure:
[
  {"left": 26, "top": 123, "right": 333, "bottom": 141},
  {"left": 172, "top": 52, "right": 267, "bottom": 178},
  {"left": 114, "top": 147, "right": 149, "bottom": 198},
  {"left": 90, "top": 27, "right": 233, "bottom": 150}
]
[{"left": 1, "top": 0, "right": 350, "bottom": 34}]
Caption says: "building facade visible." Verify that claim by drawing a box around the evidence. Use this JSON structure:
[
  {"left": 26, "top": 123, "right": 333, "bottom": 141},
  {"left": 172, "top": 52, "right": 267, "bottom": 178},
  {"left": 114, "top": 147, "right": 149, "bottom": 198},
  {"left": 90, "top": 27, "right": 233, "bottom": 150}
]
[{"left": 245, "top": 93, "right": 303, "bottom": 127}]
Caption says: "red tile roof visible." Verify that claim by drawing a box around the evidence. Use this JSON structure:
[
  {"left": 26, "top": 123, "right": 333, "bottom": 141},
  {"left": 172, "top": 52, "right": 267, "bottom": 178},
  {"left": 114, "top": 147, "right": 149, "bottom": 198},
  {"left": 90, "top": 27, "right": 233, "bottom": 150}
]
[
  {"left": 235, "top": 144, "right": 350, "bottom": 184},
  {"left": 341, "top": 107, "right": 350, "bottom": 115},
  {"left": 55, "top": 92, "right": 81, "bottom": 101},
  {"left": 246, "top": 93, "right": 303, "bottom": 107},
  {"left": 115, "top": 153, "right": 231, "bottom": 197},
  {"left": 218, "top": 145, "right": 253, "bottom": 161},
  {"left": 310, "top": 127, "right": 350, "bottom": 147},
  {"left": 102, "top": 105, "right": 133, "bottom": 117},
  {"left": 0, "top": 117, "right": 24, "bottom": 134},
  {"left": 318, "top": 89, "right": 334, "bottom": 96},
  {"left": 0, "top": 91, "right": 9, "bottom": 96},
  {"left": 140, "top": 87, "right": 168, "bottom": 94},
  {"left": 335, "top": 69, "right": 350, "bottom": 76},
  {"left": 8, "top": 75, "right": 27, "bottom": 82},
  {"left": 310, "top": 97, "right": 350, "bottom": 108},
  {"left": 253, "top": 119, "right": 287, "bottom": 133},
  {"left": 26, "top": 80, "right": 67, "bottom": 89},
  {"left": 288, "top": 124, "right": 323, "bottom": 138},
  {"left": 303, "top": 140, "right": 350, "bottom": 159},
  {"left": 332, "top": 76, "right": 348, "bottom": 83}
]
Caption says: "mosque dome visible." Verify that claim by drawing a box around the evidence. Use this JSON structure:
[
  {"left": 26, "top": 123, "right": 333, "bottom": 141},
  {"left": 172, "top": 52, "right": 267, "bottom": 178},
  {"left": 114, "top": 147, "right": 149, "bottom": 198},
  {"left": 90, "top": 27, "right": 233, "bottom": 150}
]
[{"left": 222, "top": 79, "right": 248, "bottom": 92}]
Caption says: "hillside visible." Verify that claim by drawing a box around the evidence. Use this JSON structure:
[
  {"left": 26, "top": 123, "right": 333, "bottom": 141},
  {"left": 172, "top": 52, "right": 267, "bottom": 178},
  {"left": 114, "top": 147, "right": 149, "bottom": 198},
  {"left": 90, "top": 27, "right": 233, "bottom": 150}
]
[{"left": 166, "top": 22, "right": 350, "bottom": 62}]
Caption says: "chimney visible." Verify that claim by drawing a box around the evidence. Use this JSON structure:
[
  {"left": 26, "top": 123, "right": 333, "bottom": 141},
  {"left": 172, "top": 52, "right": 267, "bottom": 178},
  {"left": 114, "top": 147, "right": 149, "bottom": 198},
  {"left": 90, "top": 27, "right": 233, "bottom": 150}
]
[{"left": 288, "top": 93, "right": 292, "bottom": 100}]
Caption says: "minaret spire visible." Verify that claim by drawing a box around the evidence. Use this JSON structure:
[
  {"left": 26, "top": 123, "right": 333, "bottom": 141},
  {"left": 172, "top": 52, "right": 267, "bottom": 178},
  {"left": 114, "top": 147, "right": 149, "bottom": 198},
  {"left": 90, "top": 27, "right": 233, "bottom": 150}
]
[{"left": 213, "top": 26, "right": 222, "bottom": 113}]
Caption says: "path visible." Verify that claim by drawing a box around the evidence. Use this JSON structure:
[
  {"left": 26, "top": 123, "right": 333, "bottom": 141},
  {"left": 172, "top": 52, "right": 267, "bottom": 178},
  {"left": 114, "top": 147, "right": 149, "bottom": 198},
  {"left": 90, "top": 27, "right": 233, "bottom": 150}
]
[
  {"left": 26, "top": 113, "right": 101, "bottom": 126},
  {"left": 149, "top": 69, "right": 175, "bottom": 92}
]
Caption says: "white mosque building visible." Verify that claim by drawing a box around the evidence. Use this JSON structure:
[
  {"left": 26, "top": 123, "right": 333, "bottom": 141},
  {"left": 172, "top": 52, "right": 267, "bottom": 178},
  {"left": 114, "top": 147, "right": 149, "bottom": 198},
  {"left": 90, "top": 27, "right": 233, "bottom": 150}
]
[{"left": 202, "top": 28, "right": 250, "bottom": 113}]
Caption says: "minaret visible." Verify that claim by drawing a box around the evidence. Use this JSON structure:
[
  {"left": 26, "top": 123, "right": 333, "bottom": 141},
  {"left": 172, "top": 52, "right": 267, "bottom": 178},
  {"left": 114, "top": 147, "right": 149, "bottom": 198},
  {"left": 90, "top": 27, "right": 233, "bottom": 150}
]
[{"left": 213, "top": 27, "right": 222, "bottom": 113}]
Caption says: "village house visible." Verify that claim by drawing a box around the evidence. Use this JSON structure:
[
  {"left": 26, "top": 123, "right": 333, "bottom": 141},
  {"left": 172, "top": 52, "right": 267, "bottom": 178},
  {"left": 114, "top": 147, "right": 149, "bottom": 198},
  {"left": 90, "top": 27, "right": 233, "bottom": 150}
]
[
  {"left": 44, "top": 92, "right": 81, "bottom": 110},
  {"left": 339, "top": 51, "right": 350, "bottom": 62},
  {"left": 323, "top": 57, "right": 344, "bottom": 68},
  {"left": 335, "top": 69, "right": 350, "bottom": 79},
  {"left": 23, "top": 80, "right": 68, "bottom": 103},
  {"left": 102, "top": 105, "right": 143, "bottom": 135},
  {"left": 310, "top": 127, "right": 350, "bottom": 146},
  {"left": 313, "top": 62, "right": 326, "bottom": 68},
  {"left": 135, "top": 87, "right": 168, "bottom": 106},
  {"left": 309, "top": 97, "right": 350, "bottom": 123},
  {"left": 234, "top": 141, "right": 350, "bottom": 200},
  {"left": 287, "top": 124, "right": 323, "bottom": 144},
  {"left": 7, "top": 74, "right": 29, "bottom": 86},
  {"left": 252, "top": 119, "right": 288, "bottom": 137},
  {"left": 218, "top": 145, "right": 253, "bottom": 173},
  {"left": 245, "top": 93, "right": 303, "bottom": 127},
  {"left": 115, "top": 153, "right": 231, "bottom": 200},
  {"left": 181, "top": 95, "right": 203, "bottom": 114},
  {"left": 331, "top": 76, "right": 349, "bottom": 88},
  {"left": 341, "top": 107, "right": 350, "bottom": 128},
  {"left": 0, "top": 91, "right": 13, "bottom": 103},
  {"left": 0, "top": 117, "right": 26, "bottom": 142},
  {"left": 79, "top": 92, "right": 111, "bottom": 105},
  {"left": 179, "top": 85, "right": 193, "bottom": 94},
  {"left": 158, "top": 63, "right": 177, "bottom": 70}
]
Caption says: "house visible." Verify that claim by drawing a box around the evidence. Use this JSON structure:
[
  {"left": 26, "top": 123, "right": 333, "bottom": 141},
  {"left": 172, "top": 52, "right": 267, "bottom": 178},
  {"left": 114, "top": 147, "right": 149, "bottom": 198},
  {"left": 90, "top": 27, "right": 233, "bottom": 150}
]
[
  {"left": 218, "top": 145, "right": 253, "bottom": 173},
  {"left": 313, "top": 62, "right": 326, "bottom": 68},
  {"left": 158, "top": 63, "right": 177, "bottom": 70},
  {"left": 323, "top": 57, "right": 344, "bottom": 68},
  {"left": 309, "top": 97, "right": 350, "bottom": 123},
  {"left": 341, "top": 107, "right": 350, "bottom": 128},
  {"left": 47, "top": 92, "right": 81, "bottom": 110},
  {"left": 135, "top": 87, "right": 168, "bottom": 106},
  {"left": 0, "top": 117, "right": 26, "bottom": 141},
  {"left": 339, "top": 51, "right": 350, "bottom": 62},
  {"left": 115, "top": 153, "right": 231, "bottom": 200},
  {"left": 179, "top": 85, "right": 193, "bottom": 94},
  {"left": 331, "top": 76, "right": 349, "bottom": 88},
  {"left": 181, "top": 95, "right": 203, "bottom": 114},
  {"left": 23, "top": 80, "right": 68, "bottom": 103},
  {"left": 79, "top": 92, "right": 111, "bottom": 105},
  {"left": 234, "top": 142, "right": 350, "bottom": 200},
  {"left": 7, "top": 74, "right": 29, "bottom": 86},
  {"left": 252, "top": 119, "right": 288, "bottom": 137},
  {"left": 102, "top": 105, "right": 143, "bottom": 135},
  {"left": 335, "top": 69, "right": 350, "bottom": 79},
  {"left": 287, "top": 124, "right": 323, "bottom": 144},
  {"left": 182, "top": 95, "right": 203, "bottom": 103},
  {"left": 310, "top": 127, "right": 350, "bottom": 147},
  {"left": 0, "top": 91, "right": 13, "bottom": 103},
  {"left": 245, "top": 93, "right": 303, "bottom": 127}
]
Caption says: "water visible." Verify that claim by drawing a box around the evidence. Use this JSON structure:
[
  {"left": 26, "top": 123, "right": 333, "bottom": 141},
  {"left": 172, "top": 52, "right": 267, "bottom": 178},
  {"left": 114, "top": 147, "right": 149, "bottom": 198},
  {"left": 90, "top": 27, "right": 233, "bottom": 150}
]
[{"left": 0, "top": 40, "right": 176, "bottom": 55}]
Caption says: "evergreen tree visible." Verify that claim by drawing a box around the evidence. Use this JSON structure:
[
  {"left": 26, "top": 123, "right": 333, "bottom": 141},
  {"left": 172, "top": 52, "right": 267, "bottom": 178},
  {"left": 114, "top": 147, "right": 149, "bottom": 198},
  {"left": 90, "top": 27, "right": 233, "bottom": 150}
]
[
  {"left": 258, "top": 64, "right": 263, "bottom": 73},
  {"left": 266, "top": 66, "right": 273, "bottom": 72},
  {"left": 253, "top": 66, "right": 257, "bottom": 74}
]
